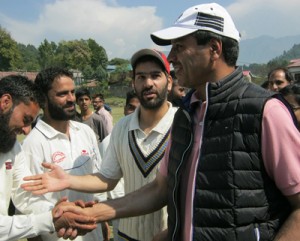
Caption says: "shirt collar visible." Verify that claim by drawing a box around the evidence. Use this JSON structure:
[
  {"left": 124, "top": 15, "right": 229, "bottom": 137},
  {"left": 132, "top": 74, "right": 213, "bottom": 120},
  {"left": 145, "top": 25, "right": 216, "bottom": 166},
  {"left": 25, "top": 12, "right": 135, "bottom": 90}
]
[
  {"left": 129, "top": 102, "right": 175, "bottom": 135},
  {"left": 35, "top": 119, "right": 79, "bottom": 139}
]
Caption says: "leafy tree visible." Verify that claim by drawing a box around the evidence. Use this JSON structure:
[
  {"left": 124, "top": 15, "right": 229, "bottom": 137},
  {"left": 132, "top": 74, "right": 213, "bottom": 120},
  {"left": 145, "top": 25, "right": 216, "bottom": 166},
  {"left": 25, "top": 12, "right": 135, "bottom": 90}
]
[
  {"left": 55, "top": 40, "right": 91, "bottom": 70},
  {"left": 17, "top": 43, "right": 39, "bottom": 71},
  {"left": 94, "top": 65, "right": 109, "bottom": 93},
  {"left": 109, "top": 64, "right": 131, "bottom": 85},
  {"left": 108, "top": 58, "right": 130, "bottom": 66},
  {"left": 94, "top": 65, "right": 108, "bottom": 81},
  {"left": 0, "top": 26, "right": 22, "bottom": 70},
  {"left": 87, "top": 38, "right": 108, "bottom": 70},
  {"left": 82, "top": 65, "right": 94, "bottom": 80},
  {"left": 38, "top": 39, "right": 57, "bottom": 69}
]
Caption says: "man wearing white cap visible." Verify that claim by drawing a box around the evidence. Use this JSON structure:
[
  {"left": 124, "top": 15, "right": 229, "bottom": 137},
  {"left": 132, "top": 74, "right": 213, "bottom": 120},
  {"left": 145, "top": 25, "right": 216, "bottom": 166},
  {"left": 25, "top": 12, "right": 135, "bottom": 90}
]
[
  {"left": 150, "top": 3, "right": 300, "bottom": 241},
  {"left": 23, "top": 3, "right": 300, "bottom": 241}
]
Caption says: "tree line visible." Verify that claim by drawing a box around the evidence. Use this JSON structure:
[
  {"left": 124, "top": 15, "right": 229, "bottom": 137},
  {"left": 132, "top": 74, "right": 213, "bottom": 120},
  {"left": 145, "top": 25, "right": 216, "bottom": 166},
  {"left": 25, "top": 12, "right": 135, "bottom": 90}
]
[
  {"left": 0, "top": 26, "right": 132, "bottom": 92},
  {"left": 2, "top": 25, "right": 300, "bottom": 86},
  {"left": 242, "top": 43, "right": 300, "bottom": 84}
]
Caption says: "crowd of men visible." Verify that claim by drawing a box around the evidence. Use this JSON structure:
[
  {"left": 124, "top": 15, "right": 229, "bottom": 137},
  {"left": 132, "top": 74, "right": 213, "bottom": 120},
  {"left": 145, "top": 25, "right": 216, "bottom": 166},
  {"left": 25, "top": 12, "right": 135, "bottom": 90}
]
[{"left": 1, "top": 2, "right": 300, "bottom": 241}]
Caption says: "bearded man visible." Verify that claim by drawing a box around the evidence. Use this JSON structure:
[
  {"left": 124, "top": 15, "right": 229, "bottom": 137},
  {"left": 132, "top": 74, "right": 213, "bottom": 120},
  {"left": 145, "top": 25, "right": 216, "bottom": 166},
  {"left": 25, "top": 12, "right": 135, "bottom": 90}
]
[
  {"left": 0, "top": 75, "right": 95, "bottom": 240},
  {"left": 22, "top": 67, "right": 105, "bottom": 241}
]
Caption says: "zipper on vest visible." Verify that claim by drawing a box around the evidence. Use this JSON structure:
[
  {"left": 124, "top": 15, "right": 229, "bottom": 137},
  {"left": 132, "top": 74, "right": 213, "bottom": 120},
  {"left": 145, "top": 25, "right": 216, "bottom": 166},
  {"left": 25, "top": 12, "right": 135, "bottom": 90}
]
[
  {"left": 171, "top": 109, "right": 193, "bottom": 241},
  {"left": 254, "top": 224, "right": 260, "bottom": 241},
  {"left": 190, "top": 84, "right": 209, "bottom": 240}
]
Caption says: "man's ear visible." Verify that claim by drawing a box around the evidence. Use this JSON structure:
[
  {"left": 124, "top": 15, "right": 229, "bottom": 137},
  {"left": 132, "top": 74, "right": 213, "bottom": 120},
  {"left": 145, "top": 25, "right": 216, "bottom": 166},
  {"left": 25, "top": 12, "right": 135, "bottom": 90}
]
[
  {"left": 167, "top": 73, "right": 173, "bottom": 92},
  {"left": 0, "top": 94, "right": 13, "bottom": 112}
]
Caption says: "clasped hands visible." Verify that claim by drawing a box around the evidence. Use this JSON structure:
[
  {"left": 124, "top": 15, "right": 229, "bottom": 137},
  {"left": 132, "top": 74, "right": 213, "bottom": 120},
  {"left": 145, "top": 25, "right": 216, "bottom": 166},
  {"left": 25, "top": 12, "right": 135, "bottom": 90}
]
[{"left": 52, "top": 197, "right": 97, "bottom": 240}]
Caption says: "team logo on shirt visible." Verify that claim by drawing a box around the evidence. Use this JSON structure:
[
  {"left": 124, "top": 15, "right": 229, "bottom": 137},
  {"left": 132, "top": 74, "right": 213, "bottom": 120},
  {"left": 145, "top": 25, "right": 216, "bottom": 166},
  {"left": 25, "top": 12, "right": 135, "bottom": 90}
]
[
  {"left": 81, "top": 149, "right": 89, "bottom": 156},
  {"left": 52, "top": 151, "right": 66, "bottom": 163},
  {"left": 5, "top": 161, "right": 12, "bottom": 170}
]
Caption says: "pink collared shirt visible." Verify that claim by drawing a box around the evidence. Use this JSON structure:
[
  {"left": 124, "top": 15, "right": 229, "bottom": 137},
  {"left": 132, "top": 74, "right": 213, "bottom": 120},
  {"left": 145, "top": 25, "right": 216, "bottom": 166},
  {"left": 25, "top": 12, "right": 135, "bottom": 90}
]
[
  {"left": 97, "top": 107, "right": 113, "bottom": 133},
  {"left": 159, "top": 96, "right": 300, "bottom": 241}
]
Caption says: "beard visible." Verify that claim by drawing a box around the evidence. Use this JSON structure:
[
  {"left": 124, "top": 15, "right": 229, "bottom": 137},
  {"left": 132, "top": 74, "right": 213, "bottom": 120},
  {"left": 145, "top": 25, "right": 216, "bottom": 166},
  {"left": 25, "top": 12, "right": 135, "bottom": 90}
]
[
  {"left": 47, "top": 98, "right": 76, "bottom": 121},
  {"left": 0, "top": 108, "right": 17, "bottom": 153},
  {"left": 136, "top": 83, "right": 168, "bottom": 110}
]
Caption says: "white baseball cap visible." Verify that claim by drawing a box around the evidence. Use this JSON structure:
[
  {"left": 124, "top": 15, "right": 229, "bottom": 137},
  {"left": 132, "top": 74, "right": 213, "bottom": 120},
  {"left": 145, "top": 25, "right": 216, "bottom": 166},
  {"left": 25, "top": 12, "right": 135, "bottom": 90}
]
[{"left": 151, "top": 3, "right": 241, "bottom": 46}]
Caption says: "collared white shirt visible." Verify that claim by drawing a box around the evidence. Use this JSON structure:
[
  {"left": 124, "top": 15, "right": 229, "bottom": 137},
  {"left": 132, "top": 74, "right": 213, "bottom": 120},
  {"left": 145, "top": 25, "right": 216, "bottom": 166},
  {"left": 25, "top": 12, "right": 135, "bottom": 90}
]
[
  {"left": 22, "top": 119, "right": 104, "bottom": 241},
  {"left": 99, "top": 102, "right": 177, "bottom": 241},
  {"left": 0, "top": 141, "right": 54, "bottom": 241}
]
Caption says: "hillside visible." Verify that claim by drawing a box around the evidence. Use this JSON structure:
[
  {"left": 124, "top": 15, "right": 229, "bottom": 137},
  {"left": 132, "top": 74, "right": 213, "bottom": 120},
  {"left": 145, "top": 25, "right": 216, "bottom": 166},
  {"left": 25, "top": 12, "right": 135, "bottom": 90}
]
[{"left": 238, "top": 34, "right": 300, "bottom": 64}]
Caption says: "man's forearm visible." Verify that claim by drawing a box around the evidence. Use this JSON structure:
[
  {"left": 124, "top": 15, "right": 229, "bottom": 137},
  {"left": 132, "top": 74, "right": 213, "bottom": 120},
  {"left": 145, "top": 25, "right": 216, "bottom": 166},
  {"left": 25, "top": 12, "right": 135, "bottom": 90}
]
[
  {"left": 274, "top": 209, "right": 300, "bottom": 240},
  {"left": 69, "top": 173, "right": 118, "bottom": 193},
  {"left": 88, "top": 174, "right": 168, "bottom": 222}
]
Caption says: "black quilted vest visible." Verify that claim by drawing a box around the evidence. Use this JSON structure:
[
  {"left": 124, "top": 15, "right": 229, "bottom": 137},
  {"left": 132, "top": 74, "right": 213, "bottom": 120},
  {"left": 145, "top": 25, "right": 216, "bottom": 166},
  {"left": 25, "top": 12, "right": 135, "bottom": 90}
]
[{"left": 167, "top": 67, "right": 291, "bottom": 241}]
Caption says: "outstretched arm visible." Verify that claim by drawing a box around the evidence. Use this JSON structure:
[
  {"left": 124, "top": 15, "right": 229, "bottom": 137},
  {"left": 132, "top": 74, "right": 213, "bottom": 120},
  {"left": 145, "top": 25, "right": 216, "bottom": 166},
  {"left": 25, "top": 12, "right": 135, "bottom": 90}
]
[
  {"left": 88, "top": 172, "right": 168, "bottom": 223},
  {"left": 55, "top": 173, "right": 168, "bottom": 239},
  {"left": 21, "top": 162, "right": 119, "bottom": 195}
]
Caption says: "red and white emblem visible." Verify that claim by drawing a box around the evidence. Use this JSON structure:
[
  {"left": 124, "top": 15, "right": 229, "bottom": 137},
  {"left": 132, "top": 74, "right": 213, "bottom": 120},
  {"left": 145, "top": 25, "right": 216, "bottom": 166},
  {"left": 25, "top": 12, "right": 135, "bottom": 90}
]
[
  {"left": 5, "top": 162, "right": 12, "bottom": 170},
  {"left": 81, "top": 150, "right": 89, "bottom": 156},
  {"left": 52, "top": 151, "right": 66, "bottom": 163}
]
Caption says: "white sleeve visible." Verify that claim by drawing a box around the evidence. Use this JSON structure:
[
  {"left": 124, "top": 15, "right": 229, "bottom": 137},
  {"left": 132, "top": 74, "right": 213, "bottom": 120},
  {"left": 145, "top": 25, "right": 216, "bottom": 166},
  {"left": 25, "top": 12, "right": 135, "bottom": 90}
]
[
  {"left": 87, "top": 127, "right": 108, "bottom": 202},
  {"left": 0, "top": 211, "right": 54, "bottom": 241},
  {"left": 14, "top": 140, "right": 54, "bottom": 214},
  {"left": 99, "top": 124, "right": 123, "bottom": 179}
]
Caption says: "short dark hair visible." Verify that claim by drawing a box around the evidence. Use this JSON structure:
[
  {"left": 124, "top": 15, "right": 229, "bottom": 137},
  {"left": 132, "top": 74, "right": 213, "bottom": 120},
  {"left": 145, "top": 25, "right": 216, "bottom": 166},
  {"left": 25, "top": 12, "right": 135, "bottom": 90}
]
[
  {"left": 280, "top": 84, "right": 300, "bottom": 105},
  {"left": 0, "top": 75, "right": 45, "bottom": 108},
  {"left": 75, "top": 88, "right": 91, "bottom": 100},
  {"left": 35, "top": 67, "right": 73, "bottom": 95},
  {"left": 267, "top": 67, "right": 293, "bottom": 83},
  {"left": 92, "top": 93, "right": 105, "bottom": 101},
  {"left": 125, "top": 90, "right": 138, "bottom": 106},
  {"left": 192, "top": 30, "right": 239, "bottom": 66}
]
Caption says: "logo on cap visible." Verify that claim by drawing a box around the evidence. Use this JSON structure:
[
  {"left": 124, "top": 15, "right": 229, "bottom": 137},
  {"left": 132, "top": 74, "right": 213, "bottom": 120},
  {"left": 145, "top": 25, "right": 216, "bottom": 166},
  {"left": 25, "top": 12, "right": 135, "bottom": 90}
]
[{"left": 195, "top": 12, "right": 224, "bottom": 32}]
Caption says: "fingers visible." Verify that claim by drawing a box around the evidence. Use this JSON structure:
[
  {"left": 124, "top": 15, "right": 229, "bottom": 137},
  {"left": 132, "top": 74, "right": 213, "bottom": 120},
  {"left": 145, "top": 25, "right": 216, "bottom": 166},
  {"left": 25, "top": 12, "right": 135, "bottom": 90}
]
[
  {"left": 53, "top": 198, "right": 72, "bottom": 218},
  {"left": 58, "top": 205, "right": 82, "bottom": 214},
  {"left": 57, "top": 227, "right": 66, "bottom": 238},
  {"left": 69, "top": 229, "right": 78, "bottom": 240},
  {"left": 57, "top": 197, "right": 69, "bottom": 204},
  {"left": 63, "top": 227, "right": 73, "bottom": 240},
  {"left": 74, "top": 200, "right": 85, "bottom": 208},
  {"left": 23, "top": 174, "right": 43, "bottom": 181},
  {"left": 54, "top": 212, "right": 96, "bottom": 239},
  {"left": 21, "top": 182, "right": 48, "bottom": 195},
  {"left": 73, "top": 215, "right": 97, "bottom": 231},
  {"left": 74, "top": 222, "right": 97, "bottom": 231},
  {"left": 82, "top": 200, "right": 97, "bottom": 207}
]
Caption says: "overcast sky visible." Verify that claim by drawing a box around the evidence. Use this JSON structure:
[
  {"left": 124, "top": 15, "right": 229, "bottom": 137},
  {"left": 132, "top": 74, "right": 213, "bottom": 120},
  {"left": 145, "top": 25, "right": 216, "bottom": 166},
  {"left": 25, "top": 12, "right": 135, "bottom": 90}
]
[{"left": 1, "top": 0, "right": 299, "bottom": 60}]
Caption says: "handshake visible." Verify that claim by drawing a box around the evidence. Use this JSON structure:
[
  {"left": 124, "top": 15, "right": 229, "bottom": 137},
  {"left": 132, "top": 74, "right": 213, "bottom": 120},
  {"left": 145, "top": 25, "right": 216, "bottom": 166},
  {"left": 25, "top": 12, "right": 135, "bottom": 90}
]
[{"left": 52, "top": 197, "right": 99, "bottom": 239}]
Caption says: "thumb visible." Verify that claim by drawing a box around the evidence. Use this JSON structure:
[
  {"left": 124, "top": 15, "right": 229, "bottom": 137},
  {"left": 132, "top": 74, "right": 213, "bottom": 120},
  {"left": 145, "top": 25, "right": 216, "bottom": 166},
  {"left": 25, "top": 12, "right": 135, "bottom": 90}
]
[
  {"left": 54, "top": 207, "right": 63, "bottom": 218},
  {"left": 42, "top": 162, "right": 54, "bottom": 170}
]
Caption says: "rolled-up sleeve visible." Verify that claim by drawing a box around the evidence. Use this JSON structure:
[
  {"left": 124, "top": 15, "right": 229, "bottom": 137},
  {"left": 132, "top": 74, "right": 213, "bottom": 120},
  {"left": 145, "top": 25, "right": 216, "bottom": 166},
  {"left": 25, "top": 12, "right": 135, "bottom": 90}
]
[{"left": 262, "top": 98, "right": 300, "bottom": 196}]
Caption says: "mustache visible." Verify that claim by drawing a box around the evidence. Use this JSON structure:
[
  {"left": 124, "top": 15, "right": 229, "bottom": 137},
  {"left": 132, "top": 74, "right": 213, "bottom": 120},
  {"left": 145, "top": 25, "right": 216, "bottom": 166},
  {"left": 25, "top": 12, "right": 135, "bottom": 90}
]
[
  {"left": 63, "top": 102, "right": 75, "bottom": 108},
  {"left": 142, "top": 88, "right": 157, "bottom": 95}
]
